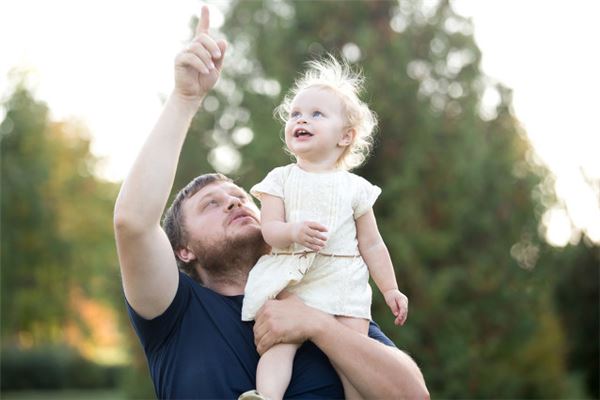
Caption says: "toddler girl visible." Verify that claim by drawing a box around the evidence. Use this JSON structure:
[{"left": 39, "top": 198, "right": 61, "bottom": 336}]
[{"left": 241, "top": 56, "right": 408, "bottom": 400}]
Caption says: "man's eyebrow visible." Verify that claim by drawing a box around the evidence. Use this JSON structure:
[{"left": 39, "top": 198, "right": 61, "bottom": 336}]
[
  {"left": 192, "top": 190, "right": 217, "bottom": 204},
  {"left": 197, "top": 193, "right": 214, "bottom": 201}
]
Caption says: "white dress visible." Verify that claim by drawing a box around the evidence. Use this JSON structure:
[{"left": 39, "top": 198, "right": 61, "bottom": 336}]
[{"left": 241, "top": 164, "right": 381, "bottom": 321}]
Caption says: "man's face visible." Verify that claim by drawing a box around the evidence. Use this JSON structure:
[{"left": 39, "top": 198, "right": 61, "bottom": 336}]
[{"left": 179, "top": 181, "right": 263, "bottom": 263}]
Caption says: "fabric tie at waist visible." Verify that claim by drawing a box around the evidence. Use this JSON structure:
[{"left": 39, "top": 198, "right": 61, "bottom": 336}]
[{"left": 270, "top": 250, "right": 360, "bottom": 259}]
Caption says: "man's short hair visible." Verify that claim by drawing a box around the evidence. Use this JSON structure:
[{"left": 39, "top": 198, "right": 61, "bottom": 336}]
[{"left": 162, "top": 173, "right": 232, "bottom": 279}]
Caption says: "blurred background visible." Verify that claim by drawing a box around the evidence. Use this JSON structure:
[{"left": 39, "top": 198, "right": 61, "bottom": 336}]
[{"left": 1, "top": 0, "right": 598, "bottom": 398}]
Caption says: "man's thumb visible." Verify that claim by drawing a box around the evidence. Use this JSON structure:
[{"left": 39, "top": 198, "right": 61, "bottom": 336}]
[{"left": 214, "top": 39, "right": 228, "bottom": 70}]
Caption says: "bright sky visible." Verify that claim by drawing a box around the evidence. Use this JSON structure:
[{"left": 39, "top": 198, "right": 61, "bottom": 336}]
[{"left": 1, "top": 0, "right": 598, "bottom": 246}]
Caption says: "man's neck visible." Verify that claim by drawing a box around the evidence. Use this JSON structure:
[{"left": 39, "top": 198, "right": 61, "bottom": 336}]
[{"left": 197, "top": 264, "right": 251, "bottom": 296}]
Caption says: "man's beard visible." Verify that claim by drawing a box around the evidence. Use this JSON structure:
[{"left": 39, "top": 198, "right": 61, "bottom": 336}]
[{"left": 192, "top": 227, "right": 270, "bottom": 284}]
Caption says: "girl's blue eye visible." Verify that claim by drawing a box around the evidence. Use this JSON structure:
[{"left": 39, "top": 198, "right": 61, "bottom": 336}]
[
  {"left": 290, "top": 111, "right": 300, "bottom": 118},
  {"left": 312, "top": 111, "right": 323, "bottom": 117}
]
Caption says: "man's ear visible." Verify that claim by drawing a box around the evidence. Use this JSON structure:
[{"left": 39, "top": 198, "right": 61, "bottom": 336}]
[
  {"left": 338, "top": 128, "right": 356, "bottom": 147},
  {"left": 176, "top": 246, "right": 197, "bottom": 263}
]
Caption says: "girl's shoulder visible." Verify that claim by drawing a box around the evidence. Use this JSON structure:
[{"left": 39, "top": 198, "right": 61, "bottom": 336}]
[
  {"left": 270, "top": 163, "right": 296, "bottom": 174},
  {"left": 345, "top": 171, "right": 375, "bottom": 186},
  {"left": 261, "top": 164, "right": 295, "bottom": 179}
]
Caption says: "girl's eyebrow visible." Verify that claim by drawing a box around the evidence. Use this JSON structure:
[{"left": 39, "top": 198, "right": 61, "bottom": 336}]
[{"left": 291, "top": 105, "right": 325, "bottom": 112}]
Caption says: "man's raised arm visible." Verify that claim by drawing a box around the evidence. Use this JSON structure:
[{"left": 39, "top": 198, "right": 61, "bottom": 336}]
[{"left": 113, "top": 6, "right": 227, "bottom": 319}]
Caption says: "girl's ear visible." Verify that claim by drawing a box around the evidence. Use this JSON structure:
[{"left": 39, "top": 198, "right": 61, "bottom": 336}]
[
  {"left": 176, "top": 246, "right": 197, "bottom": 263},
  {"left": 338, "top": 128, "right": 356, "bottom": 147}
]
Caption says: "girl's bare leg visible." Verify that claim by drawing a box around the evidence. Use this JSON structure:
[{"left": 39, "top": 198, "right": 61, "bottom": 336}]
[
  {"left": 333, "top": 316, "right": 370, "bottom": 400},
  {"left": 256, "top": 343, "right": 300, "bottom": 400}
]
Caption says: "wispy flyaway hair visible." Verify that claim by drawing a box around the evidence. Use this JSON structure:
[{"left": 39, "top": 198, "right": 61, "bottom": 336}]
[{"left": 275, "top": 55, "right": 378, "bottom": 170}]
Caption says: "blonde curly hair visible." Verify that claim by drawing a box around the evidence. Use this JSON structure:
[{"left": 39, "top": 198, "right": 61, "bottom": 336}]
[{"left": 274, "top": 55, "right": 378, "bottom": 171}]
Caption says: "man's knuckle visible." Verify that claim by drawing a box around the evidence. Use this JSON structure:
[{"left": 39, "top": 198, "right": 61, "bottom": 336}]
[{"left": 272, "top": 326, "right": 282, "bottom": 336}]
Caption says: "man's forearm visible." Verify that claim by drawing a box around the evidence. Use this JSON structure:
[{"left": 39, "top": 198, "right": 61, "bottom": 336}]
[
  {"left": 311, "top": 313, "right": 429, "bottom": 399},
  {"left": 254, "top": 296, "right": 429, "bottom": 399},
  {"left": 114, "top": 92, "right": 203, "bottom": 232}
]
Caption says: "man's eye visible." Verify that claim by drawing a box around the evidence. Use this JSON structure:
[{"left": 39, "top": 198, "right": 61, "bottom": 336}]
[{"left": 204, "top": 200, "right": 218, "bottom": 208}]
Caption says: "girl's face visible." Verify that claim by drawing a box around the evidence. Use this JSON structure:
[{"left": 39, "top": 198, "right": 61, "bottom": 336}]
[{"left": 284, "top": 86, "right": 353, "bottom": 166}]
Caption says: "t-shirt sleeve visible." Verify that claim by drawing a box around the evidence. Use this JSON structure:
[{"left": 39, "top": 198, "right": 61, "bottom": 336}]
[
  {"left": 126, "top": 271, "right": 192, "bottom": 353},
  {"left": 352, "top": 175, "right": 382, "bottom": 219},
  {"left": 250, "top": 167, "right": 285, "bottom": 201},
  {"left": 368, "top": 320, "right": 396, "bottom": 347}
]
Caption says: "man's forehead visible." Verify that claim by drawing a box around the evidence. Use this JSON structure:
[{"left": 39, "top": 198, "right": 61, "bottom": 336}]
[{"left": 191, "top": 181, "right": 246, "bottom": 200}]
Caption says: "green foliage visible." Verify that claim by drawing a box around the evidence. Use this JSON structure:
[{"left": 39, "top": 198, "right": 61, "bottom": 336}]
[
  {"left": 171, "top": 0, "right": 597, "bottom": 397},
  {"left": 1, "top": 82, "right": 120, "bottom": 345},
  {"left": 0, "top": 345, "right": 122, "bottom": 391},
  {"left": 552, "top": 244, "right": 600, "bottom": 398}
]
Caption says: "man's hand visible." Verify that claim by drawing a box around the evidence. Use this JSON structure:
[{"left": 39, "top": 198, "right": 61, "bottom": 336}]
[
  {"left": 290, "top": 221, "right": 328, "bottom": 252},
  {"left": 253, "top": 293, "right": 333, "bottom": 355},
  {"left": 383, "top": 289, "right": 408, "bottom": 326},
  {"left": 174, "top": 5, "right": 227, "bottom": 102}
]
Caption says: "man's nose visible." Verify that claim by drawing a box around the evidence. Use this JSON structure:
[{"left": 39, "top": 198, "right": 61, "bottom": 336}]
[{"left": 226, "top": 196, "right": 242, "bottom": 210}]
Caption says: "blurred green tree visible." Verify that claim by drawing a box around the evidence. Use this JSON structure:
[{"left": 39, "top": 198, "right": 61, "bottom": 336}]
[
  {"left": 165, "top": 0, "right": 596, "bottom": 397},
  {"left": 551, "top": 243, "right": 599, "bottom": 398},
  {"left": 1, "top": 79, "right": 120, "bottom": 348}
]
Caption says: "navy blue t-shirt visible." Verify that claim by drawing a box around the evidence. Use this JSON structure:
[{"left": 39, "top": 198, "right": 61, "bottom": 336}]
[{"left": 127, "top": 271, "right": 395, "bottom": 399}]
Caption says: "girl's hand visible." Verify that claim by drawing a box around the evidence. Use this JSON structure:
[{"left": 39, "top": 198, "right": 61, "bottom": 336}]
[
  {"left": 384, "top": 289, "right": 408, "bottom": 326},
  {"left": 291, "top": 221, "right": 328, "bottom": 252},
  {"left": 173, "top": 5, "right": 227, "bottom": 102}
]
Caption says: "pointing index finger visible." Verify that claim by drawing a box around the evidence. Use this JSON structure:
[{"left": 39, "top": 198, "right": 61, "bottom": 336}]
[{"left": 196, "top": 5, "right": 210, "bottom": 35}]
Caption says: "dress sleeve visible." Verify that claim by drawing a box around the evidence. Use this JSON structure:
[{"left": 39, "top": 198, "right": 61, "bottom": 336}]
[
  {"left": 250, "top": 167, "right": 285, "bottom": 201},
  {"left": 352, "top": 175, "right": 382, "bottom": 219}
]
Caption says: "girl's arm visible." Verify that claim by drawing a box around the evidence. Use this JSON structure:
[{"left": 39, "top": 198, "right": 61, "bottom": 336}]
[
  {"left": 259, "top": 194, "right": 328, "bottom": 251},
  {"left": 356, "top": 208, "right": 408, "bottom": 325}
]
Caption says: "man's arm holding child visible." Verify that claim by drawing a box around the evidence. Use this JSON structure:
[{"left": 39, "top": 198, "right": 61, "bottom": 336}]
[{"left": 254, "top": 296, "right": 429, "bottom": 399}]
